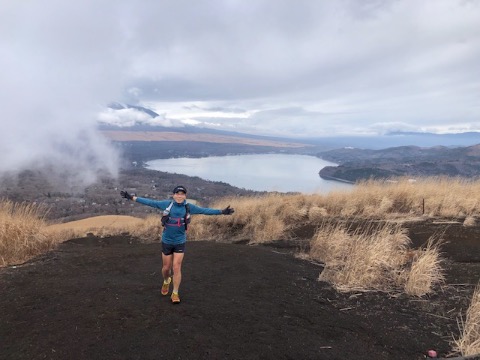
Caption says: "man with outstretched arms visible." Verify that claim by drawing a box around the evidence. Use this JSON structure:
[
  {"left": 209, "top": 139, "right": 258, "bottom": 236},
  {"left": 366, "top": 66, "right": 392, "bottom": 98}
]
[{"left": 120, "top": 185, "right": 234, "bottom": 304}]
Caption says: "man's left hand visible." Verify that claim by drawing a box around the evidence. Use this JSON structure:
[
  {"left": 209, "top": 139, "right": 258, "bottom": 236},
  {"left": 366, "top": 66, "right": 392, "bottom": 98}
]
[{"left": 221, "top": 205, "right": 234, "bottom": 215}]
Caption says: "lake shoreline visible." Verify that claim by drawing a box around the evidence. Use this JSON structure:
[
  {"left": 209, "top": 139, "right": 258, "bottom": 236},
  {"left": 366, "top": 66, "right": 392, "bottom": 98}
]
[
  {"left": 145, "top": 154, "right": 353, "bottom": 194},
  {"left": 318, "top": 174, "right": 355, "bottom": 184}
]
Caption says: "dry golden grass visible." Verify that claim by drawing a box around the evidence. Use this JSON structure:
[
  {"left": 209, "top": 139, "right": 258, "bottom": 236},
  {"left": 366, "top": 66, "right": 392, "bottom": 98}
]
[
  {"left": 46, "top": 215, "right": 146, "bottom": 238},
  {"left": 0, "top": 201, "right": 71, "bottom": 266},
  {"left": 321, "top": 177, "right": 480, "bottom": 218},
  {"left": 453, "top": 284, "right": 480, "bottom": 356},
  {"left": 185, "top": 178, "right": 480, "bottom": 244},
  {"left": 125, "top": 216, "right": 162, "bottom": 242},
  {"left": 46, "top": 215, "right": 165, "bottom": 243},
  {"left": 0, "top": 210, "right": 163, "bottom": 266},
  {"left": 188, "top": 193, "right": 310, "bottom": 243},
  {"left": 463, "top": 216, "right": 477, "bottom": 227},
  {"left": 402, "top": 237, "right": 445, "bottom": 296},
  {"left": 310, "top": 220, "right": 419, "bottom": 293},
  {"left": 308, "top": 219, "right": 445, "bottom": 296}
]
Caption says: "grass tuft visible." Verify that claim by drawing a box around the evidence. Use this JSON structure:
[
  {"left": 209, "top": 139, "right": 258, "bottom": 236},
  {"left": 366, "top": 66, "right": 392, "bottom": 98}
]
[
  {"left": 0, "top": 200, "right": 70, "bottom": 266},
  {"left": 402, "top": 236, "right": 445, "bottom": 296},
  {"left": 311, "top": 220, "right": 415, "bottom": 292},
  {"left": 453, "top": 284, "right": 480, "bottom": 356}
]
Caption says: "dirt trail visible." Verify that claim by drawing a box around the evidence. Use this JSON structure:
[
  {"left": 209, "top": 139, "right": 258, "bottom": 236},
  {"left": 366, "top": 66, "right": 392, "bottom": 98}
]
[{"left": 1, "top": 234, "right": 479, "bottom": 360}]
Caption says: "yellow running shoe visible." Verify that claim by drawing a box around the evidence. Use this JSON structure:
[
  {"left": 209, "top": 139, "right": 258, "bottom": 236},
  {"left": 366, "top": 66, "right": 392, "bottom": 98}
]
[
  {"left": 171, "top": 292, "right": 180, "bottom": 304},
  {"left": 161, "top": 277, "right": 172, "bottom": 296}
]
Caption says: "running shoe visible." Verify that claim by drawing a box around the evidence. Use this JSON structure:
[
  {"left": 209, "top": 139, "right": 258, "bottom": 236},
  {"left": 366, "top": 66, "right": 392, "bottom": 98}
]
[
  {"left": 171, "top": 292, "right": 180, "bottom": 304},
  {"left": 161, "top": 277, "right": 172, "bottom": 296}
]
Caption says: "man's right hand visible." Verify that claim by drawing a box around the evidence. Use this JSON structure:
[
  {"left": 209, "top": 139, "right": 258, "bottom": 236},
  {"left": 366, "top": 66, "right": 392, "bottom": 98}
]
[{"left": 120, "top": 190, "right": 133, "bottom": 200}]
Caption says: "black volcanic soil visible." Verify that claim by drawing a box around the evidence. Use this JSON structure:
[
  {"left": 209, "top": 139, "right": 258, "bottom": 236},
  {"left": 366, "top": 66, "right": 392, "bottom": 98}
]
[{"left": 1, "top": 221, "right": 480, "bottom": 360}]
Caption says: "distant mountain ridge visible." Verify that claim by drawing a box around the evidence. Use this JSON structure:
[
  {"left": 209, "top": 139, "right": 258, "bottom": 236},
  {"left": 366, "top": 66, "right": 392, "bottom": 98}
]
[
  {"left": 107, "top": 102, "right": 160, "bottom": 118},
  {"left": 318, "top": 144, "right": 480, "bottom": 183},
  {"left": 99, "top": 108, "right": 480, "bottom": 149}
]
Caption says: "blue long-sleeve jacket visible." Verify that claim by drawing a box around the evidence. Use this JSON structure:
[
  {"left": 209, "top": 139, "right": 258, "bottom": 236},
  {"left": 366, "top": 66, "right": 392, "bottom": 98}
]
[{"left": 135, "top": 197, "right": 222, "bottom": 244}]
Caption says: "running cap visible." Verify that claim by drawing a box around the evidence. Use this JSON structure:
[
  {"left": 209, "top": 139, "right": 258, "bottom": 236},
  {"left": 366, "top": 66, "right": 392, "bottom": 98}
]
[{"left": 173, "top": 185, "right": 187, "bottom": 194}]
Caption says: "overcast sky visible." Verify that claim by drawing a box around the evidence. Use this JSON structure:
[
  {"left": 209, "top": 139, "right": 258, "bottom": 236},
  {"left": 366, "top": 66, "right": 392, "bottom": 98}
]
[
  {"left": 1, "top": 0, "right": 480, "bottom": 183},
  {"left": 104, "top": 0, "right": 480, "bottom": 137}
]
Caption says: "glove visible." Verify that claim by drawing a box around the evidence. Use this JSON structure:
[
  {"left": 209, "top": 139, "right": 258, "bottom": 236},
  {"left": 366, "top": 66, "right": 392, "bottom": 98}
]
[
  {"left": 221, "top": 205, "right": 234, "bottom": 215},
  {"left": 120, "top": 190, "right": 133, "bottom": 200}
]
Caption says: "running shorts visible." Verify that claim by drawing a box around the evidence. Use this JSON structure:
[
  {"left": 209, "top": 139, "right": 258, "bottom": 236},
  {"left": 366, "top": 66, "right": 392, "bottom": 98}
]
[{"left": 162, "top": 242, "right": 186, "bottom": 255}]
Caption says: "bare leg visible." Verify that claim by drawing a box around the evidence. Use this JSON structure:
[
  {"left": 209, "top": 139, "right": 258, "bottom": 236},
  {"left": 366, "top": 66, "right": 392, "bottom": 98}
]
[
  {"left": 162, "top": 253, "right": 173, "bottom": 281},
  {"left": 172, "top": 252, "right": 185, "bottom": 293}
]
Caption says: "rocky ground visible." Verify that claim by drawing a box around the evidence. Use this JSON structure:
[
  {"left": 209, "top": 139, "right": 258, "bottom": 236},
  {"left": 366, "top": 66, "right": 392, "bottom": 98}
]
[{"left": 1, "top": 220, "right": 480, "bottom": 360}]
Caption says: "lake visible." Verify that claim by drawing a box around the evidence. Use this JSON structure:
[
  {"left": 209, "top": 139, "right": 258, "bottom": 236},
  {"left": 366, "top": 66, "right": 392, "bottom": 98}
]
[{"left": 145, "top": 154, "right": 353, "bottom": 194}]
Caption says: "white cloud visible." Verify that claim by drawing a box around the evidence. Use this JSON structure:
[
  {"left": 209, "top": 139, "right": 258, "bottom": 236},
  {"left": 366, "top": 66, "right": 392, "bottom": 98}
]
[
  {"left": 117, "top": 0, "right": 480, "bottom": 137},
  {"left": 98, "top": 108, "right": 185, "bottom": 128},
  {"left": 0, "top": 0, "right": 128, "bottom": 186},
  {"left": 98, "top": 108, "right": 157, "bottom": 127}
]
